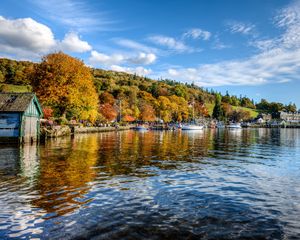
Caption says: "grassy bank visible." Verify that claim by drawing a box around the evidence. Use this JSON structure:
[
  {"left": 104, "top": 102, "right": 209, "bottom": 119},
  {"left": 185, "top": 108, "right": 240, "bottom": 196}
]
[
  {"left": 206, "top": 102, "right": 259, "bottom": 118},
  {"left": 0, "top": 84, "right": 32, "bottom": 92}
]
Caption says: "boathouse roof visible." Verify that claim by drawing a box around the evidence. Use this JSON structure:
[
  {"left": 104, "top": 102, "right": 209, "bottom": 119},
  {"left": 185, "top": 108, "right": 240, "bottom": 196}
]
[{"left": 0, "top": 92, "right": 42, "bottom": 114}]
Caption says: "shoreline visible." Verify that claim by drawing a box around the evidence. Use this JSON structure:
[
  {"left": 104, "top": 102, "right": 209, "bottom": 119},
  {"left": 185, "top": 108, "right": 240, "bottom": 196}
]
[{"left": 41, "top": 125, "right": 133, "bottom": 139}]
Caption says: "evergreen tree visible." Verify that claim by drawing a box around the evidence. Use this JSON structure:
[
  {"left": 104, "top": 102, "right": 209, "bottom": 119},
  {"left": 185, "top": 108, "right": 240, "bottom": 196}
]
[{"left": 212, "top": 94, "right": 224, "bottom": 120}]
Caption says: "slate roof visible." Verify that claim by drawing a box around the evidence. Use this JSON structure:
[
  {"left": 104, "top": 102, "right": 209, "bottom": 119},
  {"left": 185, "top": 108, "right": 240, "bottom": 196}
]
[{"left": 0, "top": 93, "right": 36, "bottom": 112}]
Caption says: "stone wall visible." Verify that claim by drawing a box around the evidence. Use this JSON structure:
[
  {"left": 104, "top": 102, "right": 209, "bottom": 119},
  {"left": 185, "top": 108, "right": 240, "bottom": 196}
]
[
  {"left": 41, "top": 126, "right": 71, "bottom": 138},
  {"left": 41, "top": 125, "right": 132, "bottom": 139},
  {"left": 73, "top": 125, "right": 131, "bottom": 133}
]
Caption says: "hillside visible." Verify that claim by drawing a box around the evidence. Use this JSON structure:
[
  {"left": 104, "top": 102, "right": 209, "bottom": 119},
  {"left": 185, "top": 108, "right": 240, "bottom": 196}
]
[{"left": 0, "top": 56, "right": 260, "bottom": 122}]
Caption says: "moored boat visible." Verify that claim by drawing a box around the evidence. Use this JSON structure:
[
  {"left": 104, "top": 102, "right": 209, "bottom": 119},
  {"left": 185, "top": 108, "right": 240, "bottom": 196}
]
[
  {"left": 216, "top": 122, "right": 225, "bottom": 128},
  {"left": 227, "top": 123, "right": 242, "bottom": 129},
  {"left": 181, "top": 124, "right": 204, "bottom": 130},
  {"left": 133, "top": 125, "right": 149, "bottom": 131}
]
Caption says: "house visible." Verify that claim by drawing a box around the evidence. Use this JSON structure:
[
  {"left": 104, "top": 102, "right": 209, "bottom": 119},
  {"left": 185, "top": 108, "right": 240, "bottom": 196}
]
[
  {"left": 279, "top": 111, "right": 300, "bottom": 123},
  {"left": 256, "top": 117, "right": 265, "bottom": 124},
  {"left": 0, "top": 93, "right": 43, "bottom": 143},
  {"left": 255, "top": 113, "right": 272, "bottom": 124}
]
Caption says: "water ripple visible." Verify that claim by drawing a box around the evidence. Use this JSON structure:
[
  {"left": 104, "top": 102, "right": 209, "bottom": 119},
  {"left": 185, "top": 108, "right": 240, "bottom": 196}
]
[{"left": 0, "top": 129, "right": 300, "bottom": 239}]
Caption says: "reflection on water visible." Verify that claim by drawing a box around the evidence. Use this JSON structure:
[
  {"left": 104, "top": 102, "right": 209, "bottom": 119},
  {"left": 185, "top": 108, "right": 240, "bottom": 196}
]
[{"left": 0, "top": 129, "right": 300, "bottom": 239}]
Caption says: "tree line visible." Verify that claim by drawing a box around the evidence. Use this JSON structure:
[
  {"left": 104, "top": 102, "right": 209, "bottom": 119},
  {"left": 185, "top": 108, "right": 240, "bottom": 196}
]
[{"left": 0, "top": 52, "right": 297, "bottom": 123}]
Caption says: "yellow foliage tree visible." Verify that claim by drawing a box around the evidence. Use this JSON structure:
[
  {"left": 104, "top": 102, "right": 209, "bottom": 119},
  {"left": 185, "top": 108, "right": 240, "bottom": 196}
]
[
  {"left": 157, "top": 96, "right": 173, "bottom": 122},
  {"left": 32, "top": 52, "right": 99, "bottom": 122},
  {"left": 168, "top": 95, "right": 189, "bottom": 122}
]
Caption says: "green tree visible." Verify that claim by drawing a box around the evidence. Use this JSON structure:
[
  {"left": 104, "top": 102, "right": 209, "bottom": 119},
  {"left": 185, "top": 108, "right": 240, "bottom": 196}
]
[
  {"left": 0, "top": 71, "right": 4, "bottom": 83},
  {"left": 212, "top": 94, "right": 224, "bottom": 120},
  {"left": 285, "top": 103, "right": 297, "bottom": 113}
]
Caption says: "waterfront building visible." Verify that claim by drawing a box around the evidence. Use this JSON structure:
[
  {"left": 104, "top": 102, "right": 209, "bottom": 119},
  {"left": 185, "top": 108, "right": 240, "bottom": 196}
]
[
  {"left": 255, "top": 113, "right": 272, "bottom": 124},
  {"left": 0, "top": 93, "right": 43, "bottom": 143},
  {"left": 279, "top": 111, "right": 300, "bottom": 123}
]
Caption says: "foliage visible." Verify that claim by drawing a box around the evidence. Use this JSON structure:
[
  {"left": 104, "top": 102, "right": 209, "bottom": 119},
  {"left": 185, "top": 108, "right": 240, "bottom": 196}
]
[
  {"left": 212, "top": 94, "right": 224, "bottom": 120},
  {"left": 222, "top": 103, "right": 233, "bottom": 119},
  {"left": 140, "top": 103, "right": 156, "bottom": 122},
  {"left": 99, "top": 103, "right": 117, "bottom": 122},
  {"left": 229, "top": 109, "right": 251, "bottom": 122},
  {"left": 43, "top": 107, "right": 54, "bottom": 119},
  {"left": 0, "top": 55, "right": 296, "bottom": 123},
  {"left": 31, "top": 52, "right": 99, "bottom": 122},
  {"left": 231, "top": 106, "right": 259, "bottom": 119},
  {"left": 256, "top": 99, "right": 296, "bottom": 118},
  {"left": 0, "top": 84, "right": 32, "bottom": 93}
]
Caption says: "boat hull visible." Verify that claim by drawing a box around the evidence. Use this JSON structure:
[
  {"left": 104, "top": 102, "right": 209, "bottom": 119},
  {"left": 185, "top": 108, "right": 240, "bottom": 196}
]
[
  {"left": 227, "top": 124, "right": 242, "bottom": 129},
  {"left": 133, "top": 126, "right": 148, "bottom": 131},
  {"left": 181, "top": 125, "right": 204, "bottom": 130}
]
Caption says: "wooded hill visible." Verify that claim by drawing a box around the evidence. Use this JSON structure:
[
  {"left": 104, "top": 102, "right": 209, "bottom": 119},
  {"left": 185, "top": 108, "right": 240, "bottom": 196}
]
[{"left": 0, "top": 53, "right": 296, "bottom": 123}]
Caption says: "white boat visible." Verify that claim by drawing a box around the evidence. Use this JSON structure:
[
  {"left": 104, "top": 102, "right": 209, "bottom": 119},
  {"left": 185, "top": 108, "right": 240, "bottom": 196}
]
[
  {"left": 216, "top": 123, "right": 225, "bottom": 128},
  {"left": 181, "top": 100, "right": 204, "bottom": 130},
  {"left": 227, "top": 123, "right": 242, "bottom": 129},
  {"left": 181, "top": 124, "right": 204, "bottom": 130},
  {"left": 133, "top": 125, "right": 148, "bottom": 131}
]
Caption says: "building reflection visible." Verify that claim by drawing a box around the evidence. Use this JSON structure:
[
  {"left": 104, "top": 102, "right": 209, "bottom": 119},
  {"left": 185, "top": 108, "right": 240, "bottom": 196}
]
[{"left": 19, "top": 144, "right": 40, "bottom": 184}]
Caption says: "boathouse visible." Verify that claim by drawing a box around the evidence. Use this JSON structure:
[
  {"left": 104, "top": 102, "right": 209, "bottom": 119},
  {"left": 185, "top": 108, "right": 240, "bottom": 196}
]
[{"left": 0, "top": 93, "right": 43, "bottom": 143}]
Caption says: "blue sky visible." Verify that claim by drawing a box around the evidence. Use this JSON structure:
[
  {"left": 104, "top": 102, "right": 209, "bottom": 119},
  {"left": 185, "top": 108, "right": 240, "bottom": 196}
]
[{"left": 0, "top": 0, "right": 300, "bottom": 106}]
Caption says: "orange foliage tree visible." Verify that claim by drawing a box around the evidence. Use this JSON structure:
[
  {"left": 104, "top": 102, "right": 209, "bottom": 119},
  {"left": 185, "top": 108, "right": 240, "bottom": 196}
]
[
  {"left": 42, "top": 107, "right": 53, "bottom": 119},
  {"left": 195, "top": 102, "right": 209, "bottom": 117},
  {"left": 32, "top": 52, "right": 99, "bottom": 122},
  {"left": 140, "top": 104, "right": 156, "bottom": 122},
  {"left": 99, "top": 103, "right": 118, "bottom": 122}
]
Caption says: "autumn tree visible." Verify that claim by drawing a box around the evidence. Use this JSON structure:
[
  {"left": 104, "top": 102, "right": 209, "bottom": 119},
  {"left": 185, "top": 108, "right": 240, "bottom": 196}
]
[
  {"left": 195, "top": 102, "right": 209, "bottom": 117},
  {"left": 229, "top": 109, "right": 251, "bottom": 122},
  {"left": 157, "top": 96, "right": 173, "bottom": 122},
  {"left": 168, "top": 95, "right": 189, "bottom": 122},
  {"left": 100, "top": 92, "right": 115, "bottom": 105},
  {"left": 43, "top": 107, "right": 54, "bottom": 119},
  {"left": 222, "top": 103, "right": 232, "bottom": 119},
  {"left": 32, "top": 52, "right": 99, "bottom": 122},
  {"left": 140, "top": 104, "right": 156, "bottom": 122},
  {"left": 99, "top": 103, "right": 117, "bottom": 122}
]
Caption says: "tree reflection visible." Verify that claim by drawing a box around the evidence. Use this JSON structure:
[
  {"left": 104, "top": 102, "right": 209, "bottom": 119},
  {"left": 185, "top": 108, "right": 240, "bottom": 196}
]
[
  {"left": 31, "top": 135, "right": 99, "bottom": 217},
  {"left": 2, "top": 129, "right": 297, "bottom": 219}
]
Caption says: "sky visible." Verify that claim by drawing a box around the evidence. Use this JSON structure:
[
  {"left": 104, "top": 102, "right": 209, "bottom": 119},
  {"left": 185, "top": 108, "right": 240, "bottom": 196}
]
[{"left": 0, "top": 0, "right": 300, "bottom": 106}]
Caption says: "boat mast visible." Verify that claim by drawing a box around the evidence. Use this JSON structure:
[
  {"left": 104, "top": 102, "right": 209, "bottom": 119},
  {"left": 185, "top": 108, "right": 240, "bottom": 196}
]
[
  {"left": 192, "top": 99, "right": 195, "bottom": 123},
  {"left": 118, "top": 99, "right": 122, "bottom": 122}
]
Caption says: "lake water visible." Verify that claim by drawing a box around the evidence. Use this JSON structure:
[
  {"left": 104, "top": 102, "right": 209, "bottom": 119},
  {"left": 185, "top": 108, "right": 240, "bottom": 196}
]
[{"left": 0, "top": 129, "right": 300, "bottom": 239}]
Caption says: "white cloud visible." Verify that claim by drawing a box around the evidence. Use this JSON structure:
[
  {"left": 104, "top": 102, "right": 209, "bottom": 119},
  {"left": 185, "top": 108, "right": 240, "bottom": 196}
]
[
  {"left": 162, "top": 2, "right": 300, "bottom": 87},
  {"left": 274, "top": 1, "right": 300, "bottom": 49},
  {"left": 89, "top": 50, "right": 125, "bottom": 66},
  {"left": 183, "top": 28, "right": 211, "bottom": 40},
  {"left": 0, "top": 16, "right": 95, "bottom": 59},
  {"left": 212, "top": 35, "right": 231, "bottom": 50},
  {"left": 165, "top": 47, "right": 300, "bottom": 87},
  {"left": 114, "top": 38, "right": 158, "bottom": 53},
  {"left": 277, "top": 79, "right": 291, "bottom": 83},
  {"left": 60, "top": 32, "right": 92, "bottom": 53},
  {"left": 111, "top": 65, "right": 152, "bottom": 76},
  {"left": 227, "top": 21, "right": 255, "bottom": 35},
  {"left": 274, "top": 2, "right": 299, "bottom": 28},
  {"left": 30, "top": 0, "right": 114, "bottom": 32},
  {"left": 0, "top": 16, "right": 56, "bottom": 57},
  {"left": 89, "top": 50, "right": 157, "bottom": 66},
  {"left": 148, "top": 35, "right": 195, "bottom": 53},
  {"left": 251, "top": 1, "right": 300, "bottom": 52},
  {"left": 249, "top": 39, "right": 279, "bottom": 51},
  {"left": 128, "top": 52, "right": 156, "bottom": 65}
]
